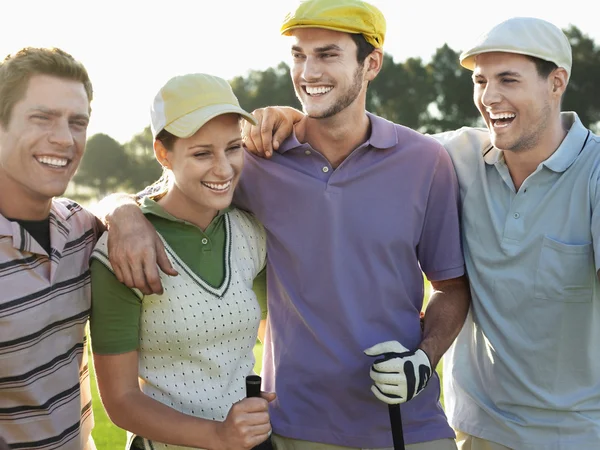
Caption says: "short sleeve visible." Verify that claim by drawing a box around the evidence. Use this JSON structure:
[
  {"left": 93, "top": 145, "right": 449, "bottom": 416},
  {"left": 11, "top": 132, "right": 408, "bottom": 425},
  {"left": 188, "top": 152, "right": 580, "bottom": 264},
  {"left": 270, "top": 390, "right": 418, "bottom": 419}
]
[
  {"left": 89, "top": 259, "right": 142, "bottom": 354},
  {"left": 417, "top": 146, "right": 465, "bottom": 281}
]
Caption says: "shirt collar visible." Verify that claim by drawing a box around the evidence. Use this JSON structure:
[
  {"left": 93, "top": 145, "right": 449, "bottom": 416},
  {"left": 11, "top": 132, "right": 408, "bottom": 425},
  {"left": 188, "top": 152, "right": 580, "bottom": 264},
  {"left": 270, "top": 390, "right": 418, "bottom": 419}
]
[
  {"left": 277, "top": 111, "right": 399, "bottom": 154},
  {"left": 0, "top": 199, "right": 71, "bottom": 254},
  {"left": 139, "top": 197, "right": 230, "bottom": 223},
  {"left": 483, "top": 112, "right": 588, "bottom": 172},
  {"left": 542, "top": 112, "right": 589, "bottom": 173}
]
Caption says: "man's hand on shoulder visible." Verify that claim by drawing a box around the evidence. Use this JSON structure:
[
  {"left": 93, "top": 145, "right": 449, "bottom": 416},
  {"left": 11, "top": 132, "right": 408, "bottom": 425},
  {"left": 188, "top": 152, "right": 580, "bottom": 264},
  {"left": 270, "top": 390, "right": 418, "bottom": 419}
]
[
  {"left": 242, "top": 106, "right": 305, "bottom": 158},
  {"left": 104, "top": 196, "right": 178, "bottom": 295}
]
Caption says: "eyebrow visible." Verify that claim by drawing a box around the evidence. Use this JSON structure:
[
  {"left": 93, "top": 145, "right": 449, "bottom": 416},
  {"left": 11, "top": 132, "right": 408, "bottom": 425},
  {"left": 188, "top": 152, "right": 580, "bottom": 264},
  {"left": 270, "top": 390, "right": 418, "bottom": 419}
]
[
  {"left": 473, "top": 70, "right": 522, "bottom": 80},
  {"left": 28, "top": 106, "right": 90, "bottom": 121},
  {"left": 291, "top": 44, "right": 343, "bottom": 53},
  {"left": 189, "top": 137, "right": 242, "bottom": 150}
]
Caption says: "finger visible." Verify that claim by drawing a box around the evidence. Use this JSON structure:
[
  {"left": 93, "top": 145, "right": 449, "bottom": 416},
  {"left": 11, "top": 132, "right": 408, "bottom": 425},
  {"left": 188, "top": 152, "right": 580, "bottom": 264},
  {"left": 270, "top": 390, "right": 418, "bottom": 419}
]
[
  {"left": 260, "top": 108, "right": 279, "bottom": 157},
  {"left": 118, "top": 261, "right": 136, "bottom": 289},
  {"left": 372, "top": 357, "right": 411, "bottom": 373},
  {"left": 156, "top": 243, "right": 178, "bottom": 277},
  {"left": 272, "top": 117, "right": 296, "bottom": 153},
  {"left": 373, "top": 381, "right": 406, "bottom": 399},
  {"left": 241, "top": 119, "right": 257, "bottom": 153},
  {"left": 364, "top": 340, "right": 409, "bottom": 356},
  {"left": 238, "top": 397, "right": 269, "bottom": 412},
  {"left": 111, "top": 256, "right": 125, "bottom": 284},
  {"left": 260, "top": 391, "right": 277, "bottom": 402},
  {"left": 249, "top": 421, "right": 272, "bottom": 436},
  {"left": 370, "top": 385, "right": 405, "bottom": 405},
  {"left": 249, "top": 111, "right": 266, "bottom": 156},
  {"left": 369, "top": 368, "right": 406, "bottom": 385},
  {"left": 142, "top": 256, "right": 164, "bottom": 295},
  {"left": 130, "top": 262, "right": 153, "bottom": 296}
]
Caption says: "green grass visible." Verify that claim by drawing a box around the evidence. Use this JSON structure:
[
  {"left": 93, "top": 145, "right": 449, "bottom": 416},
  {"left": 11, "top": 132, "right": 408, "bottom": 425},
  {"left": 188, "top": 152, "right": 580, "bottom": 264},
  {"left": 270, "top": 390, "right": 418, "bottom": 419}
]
[{"left": 90, "top": 280, "right": 439, "bottom": 449}]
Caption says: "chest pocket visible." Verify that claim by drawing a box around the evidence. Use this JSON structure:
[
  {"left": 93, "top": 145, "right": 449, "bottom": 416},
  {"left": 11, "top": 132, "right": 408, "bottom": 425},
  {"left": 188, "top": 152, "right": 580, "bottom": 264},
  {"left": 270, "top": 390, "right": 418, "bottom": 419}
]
[{"left": 534, "top": 235, "right": 594, "bottom": 303}]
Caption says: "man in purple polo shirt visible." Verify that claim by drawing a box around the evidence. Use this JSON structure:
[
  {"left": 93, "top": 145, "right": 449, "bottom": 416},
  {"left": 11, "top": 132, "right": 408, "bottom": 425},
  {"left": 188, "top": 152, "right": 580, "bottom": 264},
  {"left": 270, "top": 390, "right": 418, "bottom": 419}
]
[{"left": 104, "top": 1, "right": 469, "bottom": 448}]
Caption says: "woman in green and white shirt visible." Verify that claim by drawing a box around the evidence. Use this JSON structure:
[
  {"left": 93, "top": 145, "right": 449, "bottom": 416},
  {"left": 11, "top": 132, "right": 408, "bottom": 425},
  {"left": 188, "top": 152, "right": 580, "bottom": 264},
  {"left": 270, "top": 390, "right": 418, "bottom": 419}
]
[{"left": 89, "top": 73, "right": 273, "bottom": 450}]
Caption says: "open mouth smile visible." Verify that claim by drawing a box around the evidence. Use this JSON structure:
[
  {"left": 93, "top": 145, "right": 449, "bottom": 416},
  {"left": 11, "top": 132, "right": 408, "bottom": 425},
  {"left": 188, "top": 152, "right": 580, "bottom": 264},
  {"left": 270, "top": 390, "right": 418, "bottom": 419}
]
[
  {"left": 35, "top": 155, "right": 71, "bottom": 169},
  {"left": 490, "top": 112, "right": 516, "bottom": 128},
  {"left": 201, "top": 180, "right": 232, "bottom": 192},
  {"left": 304, "top": 86, "right": 333, "bottom": 96}
]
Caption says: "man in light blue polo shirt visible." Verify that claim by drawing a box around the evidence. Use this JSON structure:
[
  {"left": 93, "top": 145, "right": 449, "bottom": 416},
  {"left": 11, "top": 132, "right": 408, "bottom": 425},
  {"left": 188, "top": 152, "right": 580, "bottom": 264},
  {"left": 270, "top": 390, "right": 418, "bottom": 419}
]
[
  {"left": 438, "top": 18, "right": 600, "bottom": 450},
  {"left": 241, "top": 15, "right": 600, "bottom": 450}
]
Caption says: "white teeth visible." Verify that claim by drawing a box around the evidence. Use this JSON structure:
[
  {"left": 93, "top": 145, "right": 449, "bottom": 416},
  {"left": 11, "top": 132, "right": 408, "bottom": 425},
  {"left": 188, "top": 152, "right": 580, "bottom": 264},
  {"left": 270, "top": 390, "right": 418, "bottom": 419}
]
[
  {"left": 203, "top": 181, "right": 231, "bottom": 191},
  {"left": 36, "top": 156, "right": 68, "bottom": 167},
  {"left": 306, "top": 86, "right": 332, "bottom": 95},
  {"left": 490, "top": 112, "right": 516, "bottom": 120}
]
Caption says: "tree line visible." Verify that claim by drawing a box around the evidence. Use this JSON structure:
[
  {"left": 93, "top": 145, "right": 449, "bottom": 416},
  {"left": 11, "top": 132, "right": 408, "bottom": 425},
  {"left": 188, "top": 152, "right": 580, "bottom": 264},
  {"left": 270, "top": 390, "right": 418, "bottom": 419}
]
[{"left": 71, "top": 25, "right": 600, "bottom": 202}]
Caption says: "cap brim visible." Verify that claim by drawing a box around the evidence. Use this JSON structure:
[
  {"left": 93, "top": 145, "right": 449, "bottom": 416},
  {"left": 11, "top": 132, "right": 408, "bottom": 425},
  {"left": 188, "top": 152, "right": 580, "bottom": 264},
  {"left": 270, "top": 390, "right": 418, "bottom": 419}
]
[{"left": 165, "top": 103, "right": 257, "bottom": 139}]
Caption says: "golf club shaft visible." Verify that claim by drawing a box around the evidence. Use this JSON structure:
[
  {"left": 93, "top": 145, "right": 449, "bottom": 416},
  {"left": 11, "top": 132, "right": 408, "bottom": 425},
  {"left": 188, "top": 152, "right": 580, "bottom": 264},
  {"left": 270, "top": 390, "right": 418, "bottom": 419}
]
[
  {"left": 388, "top": 404, "right": 405, "bottom": 450},
  {"left": 246, "top": 375, "right": 274, "bottom": 450}
]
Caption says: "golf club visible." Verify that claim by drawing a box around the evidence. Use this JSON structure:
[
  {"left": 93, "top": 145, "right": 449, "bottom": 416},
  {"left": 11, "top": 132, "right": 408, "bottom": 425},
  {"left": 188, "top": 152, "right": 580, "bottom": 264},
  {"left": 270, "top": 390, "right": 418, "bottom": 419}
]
[
  {"left": 246, "top": 375, "right": 274, "bottom": 450},
  {"left": 388, "top": 403, "right": 405, "bottom": 450}
]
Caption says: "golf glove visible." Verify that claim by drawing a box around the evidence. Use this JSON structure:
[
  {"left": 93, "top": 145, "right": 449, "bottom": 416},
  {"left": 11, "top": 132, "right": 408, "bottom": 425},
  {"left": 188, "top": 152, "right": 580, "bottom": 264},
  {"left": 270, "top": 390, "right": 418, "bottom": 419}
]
[{"left": 364, "top": 340, "right": 432, "bottom": 405}]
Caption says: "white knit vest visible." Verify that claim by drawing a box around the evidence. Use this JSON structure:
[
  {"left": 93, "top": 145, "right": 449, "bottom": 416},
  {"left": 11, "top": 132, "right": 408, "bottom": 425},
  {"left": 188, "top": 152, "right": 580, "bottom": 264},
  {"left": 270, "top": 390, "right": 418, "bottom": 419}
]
[{"left": 92, "top": 209, "right": 266, "bottom": 450}]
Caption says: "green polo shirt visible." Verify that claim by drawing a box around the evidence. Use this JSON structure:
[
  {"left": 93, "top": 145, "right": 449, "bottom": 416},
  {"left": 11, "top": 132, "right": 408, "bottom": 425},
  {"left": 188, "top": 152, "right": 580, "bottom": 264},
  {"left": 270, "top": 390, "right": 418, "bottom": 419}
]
[{"left": 90, "top": 197, "right": 267, "bottom": 354}]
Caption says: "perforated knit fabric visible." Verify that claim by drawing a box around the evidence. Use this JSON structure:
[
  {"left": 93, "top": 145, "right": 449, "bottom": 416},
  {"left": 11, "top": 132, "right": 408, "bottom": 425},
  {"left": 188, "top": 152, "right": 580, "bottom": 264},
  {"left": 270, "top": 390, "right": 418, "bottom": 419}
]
[{"left": 91, "top": 208, "right": 266, "bottom": 450}]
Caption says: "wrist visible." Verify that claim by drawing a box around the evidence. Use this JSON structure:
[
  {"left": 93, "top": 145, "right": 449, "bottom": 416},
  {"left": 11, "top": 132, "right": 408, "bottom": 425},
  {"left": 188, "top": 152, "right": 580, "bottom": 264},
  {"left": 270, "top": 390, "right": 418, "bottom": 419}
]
[
  {"left": 416, "top": 344, "right": 436, "bottom": 369},
  {"left": 202, "top": 419, "right": 224, "bottom": 450}
]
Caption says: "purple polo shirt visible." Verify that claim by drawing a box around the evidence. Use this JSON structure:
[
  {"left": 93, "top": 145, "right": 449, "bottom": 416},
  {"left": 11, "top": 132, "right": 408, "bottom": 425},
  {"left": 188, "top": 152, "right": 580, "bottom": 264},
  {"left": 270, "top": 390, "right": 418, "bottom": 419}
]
[{"left": 234, "top": 113, "right": 464, "bottom": 447}]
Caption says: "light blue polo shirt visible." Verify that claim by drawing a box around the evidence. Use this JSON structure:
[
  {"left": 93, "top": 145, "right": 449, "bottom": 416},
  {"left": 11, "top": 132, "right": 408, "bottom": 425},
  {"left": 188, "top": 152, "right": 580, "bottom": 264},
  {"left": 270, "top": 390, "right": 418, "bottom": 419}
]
[{"left": 436, "top": 112, "right": 600, "bottom": 450}]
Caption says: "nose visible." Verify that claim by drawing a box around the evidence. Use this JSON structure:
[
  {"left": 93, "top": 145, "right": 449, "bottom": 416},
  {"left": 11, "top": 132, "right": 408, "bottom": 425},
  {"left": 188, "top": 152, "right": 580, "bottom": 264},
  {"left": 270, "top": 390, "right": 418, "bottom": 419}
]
[
  {"left": 301, "top": 56, "right": 323, "bottom": 82},
  {"left": 480, "top": 81, "right": 501, "bottom": 108},
  {"left": 212, "top": 152, "right": 234, "bottom": 178},
  {"left": 48, "top": 119, "right": 74, "bottom": 148}
]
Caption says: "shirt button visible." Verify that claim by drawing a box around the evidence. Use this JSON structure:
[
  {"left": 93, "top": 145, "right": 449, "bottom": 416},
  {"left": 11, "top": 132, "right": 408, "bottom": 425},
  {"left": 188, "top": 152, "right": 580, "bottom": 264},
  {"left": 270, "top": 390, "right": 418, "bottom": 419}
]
[
  {"left": 201, "top": 238, "right": 208, "bottom": 244},
  {"left": 322, "top": 166, "right": 330, "bottom": 173},
  {"left": 305, "top": 150, "right": 311, "bottom": 155},
  {"left": 513, "top": 213, "right": 520, "bottom": 219}
]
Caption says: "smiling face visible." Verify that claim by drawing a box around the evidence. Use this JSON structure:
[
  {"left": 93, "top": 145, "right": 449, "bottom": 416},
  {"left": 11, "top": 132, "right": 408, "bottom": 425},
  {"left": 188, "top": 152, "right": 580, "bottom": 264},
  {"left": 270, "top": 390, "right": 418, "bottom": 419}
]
[
  {"left": 472, "top": 52, "right": 560, "bottom": 153},
  {"left": 289, "top": 28, "right": 370, "bottom": 119},
  {"left": 0, "top": 74, "right": 90, "bottom": 215},
  {"left": 155, "top": 113, "right": 244, "bottom": 228}
]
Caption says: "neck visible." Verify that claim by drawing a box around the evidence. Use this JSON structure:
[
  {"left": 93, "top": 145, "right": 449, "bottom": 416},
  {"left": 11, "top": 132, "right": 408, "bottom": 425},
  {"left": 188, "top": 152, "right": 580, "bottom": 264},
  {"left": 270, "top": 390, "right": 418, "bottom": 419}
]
[
  {"left": 298, "top": 107, "right": 370, "bottom": 168},
  {"left": 158, "top": 188, "right": 217, "bottom": 231},
  {"left": 0, "top": 174, "right": 52, "bottom": 220},
  {"left": 504, "top": 114, "right": 567, "bottom": 191}
]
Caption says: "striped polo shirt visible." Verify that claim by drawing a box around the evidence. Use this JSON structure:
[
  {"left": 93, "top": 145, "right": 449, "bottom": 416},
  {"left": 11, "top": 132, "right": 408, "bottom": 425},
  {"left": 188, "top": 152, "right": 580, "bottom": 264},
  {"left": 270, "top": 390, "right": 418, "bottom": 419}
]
[{"left": 0, "top": 198, "right": 98, "bottom": 450}]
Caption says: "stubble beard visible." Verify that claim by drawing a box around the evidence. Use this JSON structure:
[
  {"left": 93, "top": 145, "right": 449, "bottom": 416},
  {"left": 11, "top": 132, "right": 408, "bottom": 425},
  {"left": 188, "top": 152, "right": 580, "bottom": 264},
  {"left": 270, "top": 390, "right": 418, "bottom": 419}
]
[
  {"left": 494, "top": 101, "right": 552, "bottom": 154},
  {"left": 296, "top": 65, "right": 365, "bottom": 120}
]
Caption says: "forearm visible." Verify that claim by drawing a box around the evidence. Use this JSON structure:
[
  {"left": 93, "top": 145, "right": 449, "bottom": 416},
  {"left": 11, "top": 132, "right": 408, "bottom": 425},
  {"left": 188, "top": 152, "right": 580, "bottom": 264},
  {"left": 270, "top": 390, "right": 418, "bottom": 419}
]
[
  {"left": 419, "top": 276, "right": 470, "bottom": 368},
  {"left": 104, "top": 389, "right": 221, "bottom": 449}
]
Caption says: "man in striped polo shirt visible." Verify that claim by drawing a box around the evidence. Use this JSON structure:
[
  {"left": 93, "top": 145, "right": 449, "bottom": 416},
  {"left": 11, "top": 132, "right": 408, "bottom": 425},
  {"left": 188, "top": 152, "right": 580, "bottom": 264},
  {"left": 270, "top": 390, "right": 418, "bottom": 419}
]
[{"left": 0, "top": 47, "right": 99, "bottom": 450}]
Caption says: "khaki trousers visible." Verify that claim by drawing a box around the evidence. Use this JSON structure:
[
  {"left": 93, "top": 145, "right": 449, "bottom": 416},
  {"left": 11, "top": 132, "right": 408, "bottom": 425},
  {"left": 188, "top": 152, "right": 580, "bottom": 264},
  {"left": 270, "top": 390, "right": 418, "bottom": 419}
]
[
  {"left": 455, "top": 430, "right": 511, "bottom": 450},
  {"left": 271, "top": 433, "right": 457, "bottom": 450}
]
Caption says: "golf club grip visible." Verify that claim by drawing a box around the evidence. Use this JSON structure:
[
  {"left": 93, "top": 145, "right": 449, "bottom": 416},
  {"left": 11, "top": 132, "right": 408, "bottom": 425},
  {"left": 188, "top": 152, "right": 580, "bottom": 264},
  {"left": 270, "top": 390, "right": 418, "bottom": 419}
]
[
  {"left": 388, "top": 404, "right": 405, "bottom": 450},
  {"left": 245, "top": 375, "right": 274, "bottom": 450}
]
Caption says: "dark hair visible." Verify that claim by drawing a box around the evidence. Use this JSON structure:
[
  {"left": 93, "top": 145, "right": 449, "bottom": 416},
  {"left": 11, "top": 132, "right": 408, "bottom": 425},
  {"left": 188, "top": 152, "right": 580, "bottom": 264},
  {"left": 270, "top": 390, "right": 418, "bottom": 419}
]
[
  {"left": 155, "top": 128, "right": 178, "bottom": 151},
  {"left": 526, "top": 55, "right": 559, "bottom": 79},
  {"left": 135, "top": 128, "right": 179, "bottom": 202},
  {"left": 350, "top": 33, "right": 376, "bottom": 64}
]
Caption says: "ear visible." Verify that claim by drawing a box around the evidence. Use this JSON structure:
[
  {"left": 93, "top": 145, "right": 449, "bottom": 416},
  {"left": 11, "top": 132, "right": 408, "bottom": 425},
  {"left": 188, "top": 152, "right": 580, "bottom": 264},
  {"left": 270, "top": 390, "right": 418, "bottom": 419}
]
[
  {"left": 153, "top": 140, "right": 171, "bottom": 169},
  {"left": 550, "top": 67, "right": 569, "bottom": 97},
  {"left": 365, "top": 48, "right": 384, "bottom": 82}
]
